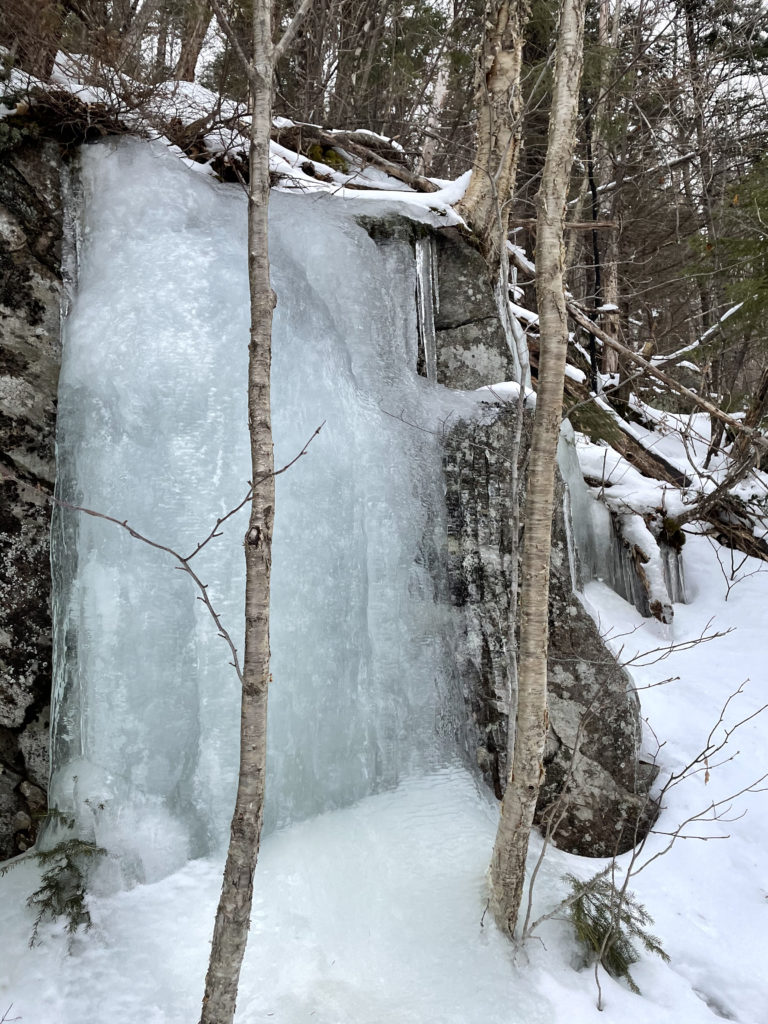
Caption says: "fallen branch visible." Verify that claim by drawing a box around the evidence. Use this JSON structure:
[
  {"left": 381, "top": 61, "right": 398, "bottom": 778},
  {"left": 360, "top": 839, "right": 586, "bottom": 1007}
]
[
  {"left": 272, "top": 122, "right": 440, "bottom": 193},
  {"left": 565, "top": 298, "right": 768, "bottom": 452}
]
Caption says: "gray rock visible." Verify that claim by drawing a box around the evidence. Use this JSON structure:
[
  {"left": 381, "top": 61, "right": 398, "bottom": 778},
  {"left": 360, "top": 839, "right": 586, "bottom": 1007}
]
[
  {"left": 0, "top": 137, "right": 62, "bottom": 857},
  {"left": 433, "top": 229, "right": 515, "bottom": 389},
  {"left": 443, "top": 401, "right": 657, "bottom": 857},
  {"left": 433, "top": 320, "right": 515, "bottom": 391},
  {"left": 356, "top": 219, "right": 516, "bottom": 390},
  {"left": 19, "top": 704, "right": 51, "bottom": 790},
  {"left": 433, "top": 229, "right": 499, "bottom": 329},
  {"left": 361, "top": 217, "right": 653, "bottom": 855}
]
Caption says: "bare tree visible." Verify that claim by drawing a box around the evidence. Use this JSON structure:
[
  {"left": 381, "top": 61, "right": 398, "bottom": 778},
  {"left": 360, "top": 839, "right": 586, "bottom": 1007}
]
[
  {"left": 457, "top": 0, "right": 532, "bottom": 265},
  {"left": 487, "top": 0, "right": 587, "bottom": 938},
  {"left": 196, "top": 1, "right": 312, "bottom": 1022},
  {"left": 175, "top": 0, "right": 213, "bottom": 81}
]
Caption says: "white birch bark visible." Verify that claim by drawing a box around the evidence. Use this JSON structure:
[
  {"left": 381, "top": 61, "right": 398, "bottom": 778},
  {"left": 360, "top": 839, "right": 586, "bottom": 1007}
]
[
  {"left": 198, "top": 3, "right": 275, "bottom": 1022},
  {"left": 487, "top": 0, "right": 587, "bottom": 938},
  {"left": 198, "top": 0, "right": 313, "bottom": 1016},
  {"left": 457, "top": 0, "right": 532, "bottom": 265},
  {"left": 594, "top": 0, "right": 621, "bottom": 373}
]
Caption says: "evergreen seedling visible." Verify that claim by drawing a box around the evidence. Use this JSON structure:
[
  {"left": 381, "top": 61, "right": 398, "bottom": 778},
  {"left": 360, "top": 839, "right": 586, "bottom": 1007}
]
[
  {"left": 564, "top": 872, "right": 670, "bottom": 993},
  {"left": 0, "top": 810, "right": 105, "bottom": 947},
  {"left": 27, "top": 837, "right": 105, "bottom": 946}
]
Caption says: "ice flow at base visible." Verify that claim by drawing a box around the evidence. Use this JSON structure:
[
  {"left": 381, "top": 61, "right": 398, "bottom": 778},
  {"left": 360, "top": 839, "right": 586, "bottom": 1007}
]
[{"left": 50, "top": 138, "right": 460, "bottom": 883}]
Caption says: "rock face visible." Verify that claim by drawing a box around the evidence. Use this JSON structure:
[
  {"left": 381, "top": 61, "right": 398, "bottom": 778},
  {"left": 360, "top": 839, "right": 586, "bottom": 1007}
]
[
  {"left": 432, "top": 229, "right": 516, "bottom": 389},
  {"left": 443, "top": 401, "right": 656, "bottom": 856},
  {"left": 356, "top": 219, "right": 656, "bottom": 856},
  {"left": 0, "top": 136, "right": 64, "bottom": 856},
  {"left": 356, "top": 217, "right": 517, "bottom": 389},
  {"left": 423, "top": 225, "right": 655, "bottom": 856}
]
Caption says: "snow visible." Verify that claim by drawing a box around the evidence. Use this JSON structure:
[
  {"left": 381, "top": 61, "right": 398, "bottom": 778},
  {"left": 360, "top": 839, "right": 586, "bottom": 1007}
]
[
  {"left": 508, "top": 300, "right": 539, "bottom": 324},
  {"left": 3, "top": 55, "right": 471, "bottom": 221},
  {"left": 4, "top": 531, "right": 768, "bottom": 1022},
  {"left": 564, "top": 363, "right": 587, "bottom": 383},
  {"left": 473, "top": 380, "right": 536, "bottom": 408}
]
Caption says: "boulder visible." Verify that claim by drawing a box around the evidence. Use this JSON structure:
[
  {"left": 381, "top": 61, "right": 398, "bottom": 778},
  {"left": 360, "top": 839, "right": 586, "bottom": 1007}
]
[
  {"left": 433, "top": 229, "right": 516, "bottom": 389},
  {"left": 443, "top": 397, "right": 657, "bottom": 857}
]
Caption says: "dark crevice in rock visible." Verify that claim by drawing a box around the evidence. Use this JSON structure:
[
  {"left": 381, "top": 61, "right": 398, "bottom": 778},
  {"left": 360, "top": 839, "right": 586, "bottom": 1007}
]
[{"left": 436, "top": 313, "right": 500, "bottom": 333}]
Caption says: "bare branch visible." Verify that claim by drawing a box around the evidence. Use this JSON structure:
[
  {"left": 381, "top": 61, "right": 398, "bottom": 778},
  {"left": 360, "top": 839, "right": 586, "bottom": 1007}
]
[
  {"left": 564, "top": 297, "right": 768, "bottom": 451},
  {"left": 273, "top": 0, "right": 314, "bottom": 65},
  {"left": 207, "top": 0, "right": 261, "bottom": 90}
]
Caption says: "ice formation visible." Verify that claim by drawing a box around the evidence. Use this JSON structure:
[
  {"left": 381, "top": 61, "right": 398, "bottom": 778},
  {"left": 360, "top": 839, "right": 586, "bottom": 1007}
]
[{"left": 50, "top": 138, "right": 461, "bottom": 883}]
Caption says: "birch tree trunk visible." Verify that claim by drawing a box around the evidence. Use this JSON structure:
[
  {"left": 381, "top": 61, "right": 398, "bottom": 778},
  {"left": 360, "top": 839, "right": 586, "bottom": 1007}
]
[
  {"left": 594, "top": 0, "right": 622, "bottom": 374},
  {"left": 198, "top": 3, "right": 275, "bottom": 1022},
  {"left": 487, "top": 0, "right": 587, "bottom": 938},
  {"left": 456, "top": 0, "right": 532, "bottom": 265}
]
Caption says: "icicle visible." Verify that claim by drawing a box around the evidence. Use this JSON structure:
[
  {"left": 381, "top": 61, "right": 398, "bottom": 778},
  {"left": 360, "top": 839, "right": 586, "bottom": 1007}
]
[
  {"left": 415, "top": 235, "right": 438, "bottom": 382},
  {"left": 660, "top": 540, "right": 687, "bottom": 604}
]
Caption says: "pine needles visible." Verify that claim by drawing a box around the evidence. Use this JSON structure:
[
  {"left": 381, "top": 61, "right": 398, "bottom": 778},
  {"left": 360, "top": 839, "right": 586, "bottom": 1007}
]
[
  {"left": 1, "top": 809, "right": 105, "bottom": 947},
  {"left": 27, "top": 837, "right": 105, "bottom": 946},
  {"left": 564, "top": 871, "right": 670, "bottom": 995}
]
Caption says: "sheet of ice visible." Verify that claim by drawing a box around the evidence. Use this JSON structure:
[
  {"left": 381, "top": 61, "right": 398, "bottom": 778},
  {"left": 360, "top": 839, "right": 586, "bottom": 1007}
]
[
  {"left": 557, "top": 422, "right": 613, "bottom": 587},
  {"left": 50, "top": 137, "right": 463, "bottom": 881}
]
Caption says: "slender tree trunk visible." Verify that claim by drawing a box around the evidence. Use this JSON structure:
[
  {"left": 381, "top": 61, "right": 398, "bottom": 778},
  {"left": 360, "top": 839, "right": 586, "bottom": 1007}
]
[
  {"left": 456, "top": 0, "right": 532, "bottom": 266},
  {"left": 198, "top": 3, "right": 275, "bottom": 1023},
  {"left": 175, "top": 0, "right": 212, "bottom": 81},
  {"left": 0, "top": 0, "right": 63, "bottom": 78},
  {"left": 594, "top": 0, "right": 621, "bottom": 374},
  {"left": 487, "top": 0, "right": 586, "bottom": 938},
  {"left": 117, "top": 0, "right": 161, "bottom": 72}
]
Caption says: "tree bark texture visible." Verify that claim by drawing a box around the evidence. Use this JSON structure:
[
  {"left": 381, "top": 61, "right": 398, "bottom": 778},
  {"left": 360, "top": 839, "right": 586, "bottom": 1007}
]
[
  {"left": 0, "top": 0, "right": 63, "bottom": 78},
  {"left": 456, "top": 0, "right": 532, "bottom": 266},
  {"left": 198, "top": 2, "right": 275, "bottom": 1022},
  {"left": 487, "top": 0, "right": 586, "bottom": 938},
  {"left": 594, "top": 0, "right": 622, "bottom": 373},
  {"left": 175, "top": 1, "right": 212, "bottom": 81}
]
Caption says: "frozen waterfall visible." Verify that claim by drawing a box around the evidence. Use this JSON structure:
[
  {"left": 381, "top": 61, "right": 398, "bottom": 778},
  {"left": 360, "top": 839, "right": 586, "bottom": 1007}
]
[{"left": 50, "top": 138, "right": 463, "bottom": 884}]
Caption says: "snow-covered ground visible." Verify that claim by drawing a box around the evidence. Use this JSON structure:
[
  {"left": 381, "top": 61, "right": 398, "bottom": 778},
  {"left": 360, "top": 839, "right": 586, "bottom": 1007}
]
[{"left": 2, "top": 531, "right": 766, "bottom": 1023}]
